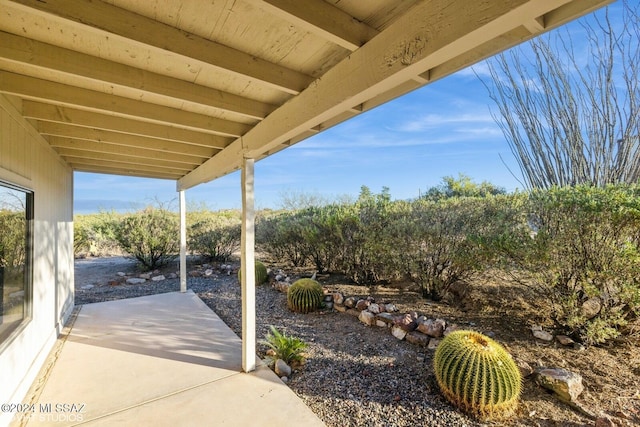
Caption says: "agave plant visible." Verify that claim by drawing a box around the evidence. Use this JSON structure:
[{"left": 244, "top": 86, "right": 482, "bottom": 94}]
[{"left": 261, "top": 325, "right": 308, "bottom": 367}]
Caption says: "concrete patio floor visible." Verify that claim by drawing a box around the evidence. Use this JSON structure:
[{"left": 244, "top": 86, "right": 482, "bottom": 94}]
[{"left": 17, "top": 291, "right": 325, "bottom": 427}]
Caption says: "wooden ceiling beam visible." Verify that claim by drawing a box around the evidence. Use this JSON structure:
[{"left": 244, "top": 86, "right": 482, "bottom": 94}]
[
  {"left": 48, "top": 137, "right": 208, "bottom": 165},
  {"left": 63, "top": 157, "right": 191, "bottom": 175},
  {"left": 6, "top": 0, "right": 314, "bottom": 94},
  {"left": 248, "top": 0, "right": 379, "bottom": 51},
  {"left": 0, "top": 31, "right": 276, "bottom": 121},
  {"left": 36, "top": 118, "right": 226, "bottom": 151},
  {"left": 57, "top": 148, "right": 194, "bottom": 172},
  {"left": 22, "top": 102, "right": 233, "bottom": 149},
  {"left": 179, "top": 0, "right": 611, "bottom": 190},
  {"left": 68, "top": 163, "right": 183, "bottom": 180},
  {"left": 38, "top": 121, "right": 218, "bottom": 157},
  {"left": 0, "top": 71, "right": 250, "bottom": 137}
]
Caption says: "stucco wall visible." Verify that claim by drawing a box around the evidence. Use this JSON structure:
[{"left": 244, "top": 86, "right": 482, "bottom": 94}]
[{"left": 0, "top": 94, "right": 74, "bottom": 425}]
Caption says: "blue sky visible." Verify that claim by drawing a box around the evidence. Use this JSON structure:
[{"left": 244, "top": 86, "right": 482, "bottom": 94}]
[{"left": 73, "top": 2, "right": 628, "bottom": 214}]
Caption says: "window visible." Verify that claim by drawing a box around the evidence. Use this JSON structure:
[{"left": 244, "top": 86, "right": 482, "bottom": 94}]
[{"left": 0, "top": 181, "right": 33, "bottom": 346}]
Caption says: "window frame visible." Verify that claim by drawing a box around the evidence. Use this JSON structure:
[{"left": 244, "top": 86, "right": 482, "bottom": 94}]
[{"left": 0, "top": 179, "right": 34, "bottom": 352}]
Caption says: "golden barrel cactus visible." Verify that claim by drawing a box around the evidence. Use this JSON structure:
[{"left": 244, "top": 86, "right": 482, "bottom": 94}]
[
  {"left": 287, "top": 278, "right": 324, "bottom": 313},
  {"left": 433, "top": 330, "right": 521, "bottom": 420},
  {"left": 238, "top": 260, "right": 269, "bottom": 285}
]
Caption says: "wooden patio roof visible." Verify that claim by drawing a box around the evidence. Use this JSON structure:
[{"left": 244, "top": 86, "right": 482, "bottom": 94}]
[{"left": 0, "top": 0, "right": 612, "bottom": 191}]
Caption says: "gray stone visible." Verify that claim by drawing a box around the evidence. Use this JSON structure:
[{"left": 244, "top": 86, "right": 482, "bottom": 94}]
[
  {"left": 167, "top": 273, "right": 178, "bottom": 279},
  {"left": 355, "top": 299, "right": 370, "bottom": 311},
  {"left": 582, "top": 297, "right": 602, "bottom": 319},
  {"left": 280, "top": 376, "right": 289, "bottom": 384},
  {"left": 116, "top": 272, "right": 127, "bottom": 277},
  {"left": 385, "top": 303, "right": 398, "bottom": 312},
  {"left": 417, "top": 318, "right": 446, "bottom": 337},
  {"left": 534, "top": 367, "right": 584, "bottom": 403},
  {"left": 368, "top": 303, "right": 381, "bottom": 314},
  {"left": 126, "top": 278, "right": 146, "bottom": 285},
  {"left": 395, "top": 313, "right": 418, "bottom": 332},
  {"left": 375, "top": 312, "right": 397, "bottom": 324},
  {"left": 391, "top": 326, "right": 407, "bottom": 340},
  {"left": 344, "top": 296, "right": 358, "bottom": 308},
  {"left": 358, "top": 310, "right": 376, "bottom": 326},
  {"left": 139, "top": 273, "right": 152, "bottom": 279},
  {"left": 275, "top": 359, "right": 292, "bottom": 377},
  {"left": 532, "top": 329, "right": 554, "bottom": 342},
  {"left": 332, "top": 292, "right": 344, "bottom": 305},
  {"left": 406, "top": 331, "right": 429, "bottom": 346},
  {"left": 151, "top": 275, "right": 166, "bottom": 281},
  {"left": 204, "top": 269, "right": 214, "bottom": 276},
  {"left": 515, "top": 358, "right": 534, "bottom": 378},
  {"left": 324, "top": 302, "right": 333, "bottom": 310},
  {"left": 80, "top": 284, "right": 94, "bottom": 290},
  {"left": 556, "top": 335, "right": 575, "bottom": 346}
]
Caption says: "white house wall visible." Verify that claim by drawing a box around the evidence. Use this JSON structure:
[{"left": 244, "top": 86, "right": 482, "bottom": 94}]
[{"left": 0, "top": 94, "right": 74, "bottom": 426}]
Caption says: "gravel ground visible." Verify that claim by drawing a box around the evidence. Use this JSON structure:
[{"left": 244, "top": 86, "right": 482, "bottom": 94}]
[{"left": 74, "top": 260, "right": 482, "bottom": 427}]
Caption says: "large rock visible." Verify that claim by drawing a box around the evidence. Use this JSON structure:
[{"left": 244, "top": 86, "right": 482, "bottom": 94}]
[
  {"left": 355, "top": 299, "right": 370, "bottom": 311},
  {"left": 151, "top": 275, "right": 166, "bottom": 281},
  {"left": 417, "top": 318, "right": 446, "bottom": 337},
  {"left": 394, "top": 313, "right": 418, "bottom": 332},
  {"left": 582, "top": 297, "right": 602, "bottom": 319},
  {"left": 275, "top": 359, "right": 292, "bottom": 377},
  {"left": 367, "top": 303, "right": 381, "bottom": 314},
  {"left": 332, "top": 292, "right": 344, "bottom": 305},
  {"left": 534, "top": 367, "right": 584, "bottom": 403},
  {"left": 391, "top": 325, "right": 408, "bottom": 340},
  {"left": 344, "top": 296, "right": 358, "bottom": 308},
  {"left": 405, "top": 331, "right": 429, "bottom": 346},
  {"left": 126, "top": 278, "right": 146, "bottom": 285},
  {"left": 359, "top": 310, "right": 376, "bottom": 326}
]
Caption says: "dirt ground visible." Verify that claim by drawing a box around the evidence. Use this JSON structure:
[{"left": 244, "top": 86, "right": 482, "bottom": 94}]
[{"left": 74, "top": 257, "right": 640, "bottom": 426}]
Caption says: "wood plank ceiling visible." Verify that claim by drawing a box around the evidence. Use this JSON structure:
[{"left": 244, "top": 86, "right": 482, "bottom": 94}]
[{"left": 0, "top": 0, "right": 612, "bottom": 191}]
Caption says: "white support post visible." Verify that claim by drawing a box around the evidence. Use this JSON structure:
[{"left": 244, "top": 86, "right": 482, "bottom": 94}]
[
  {"left": 240, "top": 157, "right": 256, "bottom": 373},
  {"left": 179, "top": 189, "right": 187, "bottom": 293}
]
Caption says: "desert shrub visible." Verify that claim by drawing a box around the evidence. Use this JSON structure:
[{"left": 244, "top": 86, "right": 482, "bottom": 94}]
[
  {"left": 422, "top": 173, "right": 506, "bottom": 202},
  {"left": 399, "top": 195, "right": 524, "bottom": 301},
  {"left": 490, "top": 185, "right": 640, "bottom": 344},
  {"left": 188, "top": 210, "right": 241, "bottom": 261},
  {"left": 74, "top": 211, "right": 121, "bottom": 256},
  {"left": 256, "top": 211, "right": 309, "bottom": 267},
  {"left": 326, "top": 186, "right": 400, "bottom": 284},
  {"left": 115, "top": 207, "right": 179, "bottom": 269}
]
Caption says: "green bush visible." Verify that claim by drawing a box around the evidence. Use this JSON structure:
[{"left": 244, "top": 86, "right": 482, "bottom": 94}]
[
  {"left": 115, "top": 207, "right": 179, "bottom": 269},
  {"left": 434, "top": 330, "right": 521, "bottom": 420},
  {"left": 397, "top": 195, "right": 524, "bottom": 301},
  {"left": 490, "top": 185, "right": 640, "bottom": 344},
  {"left": 256, "top": 211, "right": 309, "bottom": 267},
  {"left": 188, "top": 210, "right": 241, "bottom": 261},
  {"left": 74, "top": 211, "right": 121, "bottom": 256}
]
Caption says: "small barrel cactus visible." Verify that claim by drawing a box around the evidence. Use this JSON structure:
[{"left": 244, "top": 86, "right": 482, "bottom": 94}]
[
  {"left": 238, "top": 260, "right": 269, "bottom": 285},
  {"left": 287, "top": 278, "right": 323, "bottom": 313},
  {"left": 433, "top": 330, "right": 521, "bottom": 420}
]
